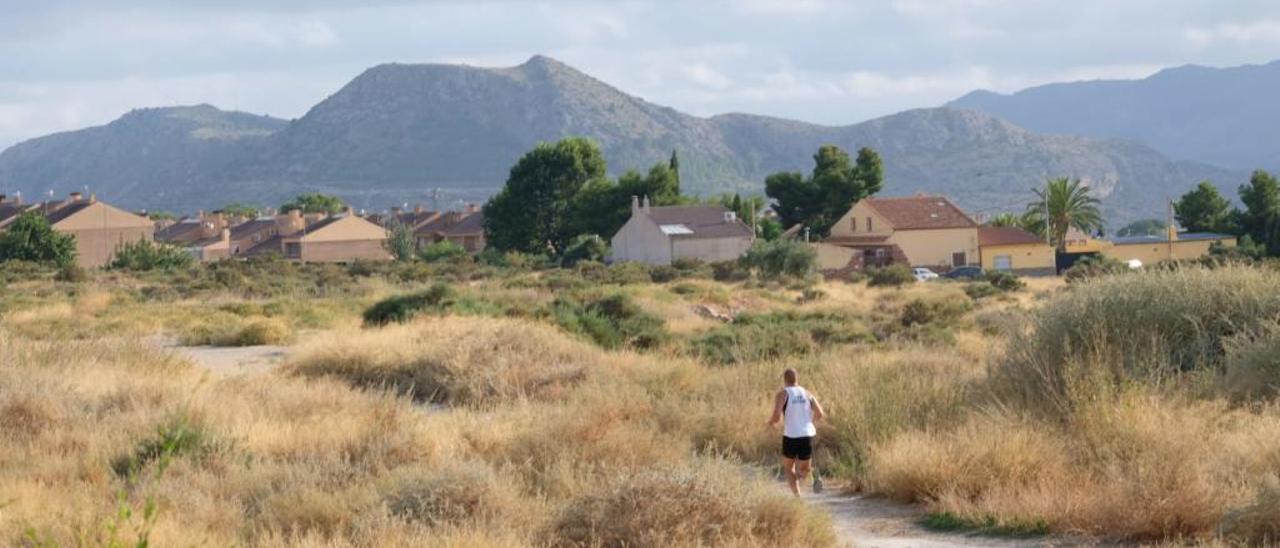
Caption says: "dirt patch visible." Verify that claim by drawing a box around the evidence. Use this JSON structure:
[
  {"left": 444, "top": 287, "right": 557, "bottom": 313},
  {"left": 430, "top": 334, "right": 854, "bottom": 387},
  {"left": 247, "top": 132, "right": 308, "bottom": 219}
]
[{"left": 146, "top": 335, "right": 286, "bottom": 376}]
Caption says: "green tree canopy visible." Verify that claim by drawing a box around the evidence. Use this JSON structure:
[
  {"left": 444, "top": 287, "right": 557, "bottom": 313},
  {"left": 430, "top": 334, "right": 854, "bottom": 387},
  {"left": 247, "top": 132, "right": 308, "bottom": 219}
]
[
  {"left": 281, "top": 193, "right": 345, "bottom": 215},
  {"left": 565, "top": 162, "right": 682, "bottom": 241},
  {"left": 220, "top": 202, "right": 264, "bottom": 218},
  {"left": 483, "top": 137, "right": 608, "bottom": 254},
  {"left": 1117, "top": 219, "right": 1167, "bottom": 237},
  {"left": 1174, "top": 181, "right": 1233, "bottom": 234},
  {"left": 0, "top": 211, "right": 77, "bottom": 267},
  {"left": 765, "top": 145, "right": 883, "bottom": 237},
  {"left": 1238, "top": 169, "right": 1280, "bottom": 256},
  {"left": 1025, "top": 177, "right": 1103, "bottom": 250}
]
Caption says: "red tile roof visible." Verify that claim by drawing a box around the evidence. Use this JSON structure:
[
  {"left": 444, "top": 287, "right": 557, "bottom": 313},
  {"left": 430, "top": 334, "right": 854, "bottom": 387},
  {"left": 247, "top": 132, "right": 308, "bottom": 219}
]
[
  {"left": 978, "top": 226, "right": 1046, "bottom": 247},
  {"left": 863, "top": 196, "right": 977, "bottom": 230},
  {"left": 824, "top": 235, "right": 892, "bottom": 245}
]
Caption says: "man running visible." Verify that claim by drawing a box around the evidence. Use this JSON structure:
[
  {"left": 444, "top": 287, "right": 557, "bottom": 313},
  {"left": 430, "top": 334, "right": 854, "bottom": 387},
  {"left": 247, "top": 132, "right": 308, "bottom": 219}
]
[{"left": 768, "top": 368, "right": 826, "bottom": 496}]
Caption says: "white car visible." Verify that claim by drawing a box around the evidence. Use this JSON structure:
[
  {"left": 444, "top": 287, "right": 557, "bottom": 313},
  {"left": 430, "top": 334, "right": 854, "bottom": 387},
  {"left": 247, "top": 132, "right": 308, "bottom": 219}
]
[{"left": 913, "top": 267, "right": 939, "bottom": 281}]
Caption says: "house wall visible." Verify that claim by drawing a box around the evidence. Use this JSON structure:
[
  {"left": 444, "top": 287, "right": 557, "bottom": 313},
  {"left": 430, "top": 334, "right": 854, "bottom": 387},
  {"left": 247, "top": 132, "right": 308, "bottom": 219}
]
[
  {"left": 299, "top": 216, "right": 388, "bottom": 242},
  {"left": 829, "top": 201, "right": 893, "bottom": 238},
  {"left": 671, "top": 236, "right": 752, "bottom": 264},
  {"left": 53, "top": 202, "right": 155, "bottom": 268},
  {"left": 887, "top": 228, "right": 979, "bottom": 269},
  {"left": 610, "top": 215, "right": 672, "bottom": 265},
  {"left": 299, "top": 240, "right": 392, "bottom": 262},
  {"left": 814, "top": 242, "right": 859, "bottom": 270},
  {"left": 1102, "top": 237, "right": 1236, "bottom": 264},
  {"left": 980, "top": 243, "right": 1056, "bottom": 275}
]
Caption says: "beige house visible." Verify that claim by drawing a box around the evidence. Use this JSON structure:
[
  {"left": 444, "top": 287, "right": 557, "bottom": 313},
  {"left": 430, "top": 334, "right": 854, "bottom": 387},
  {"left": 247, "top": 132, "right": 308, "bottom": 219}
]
[
  {"left": 1102, "top": 229, "right": 1237, "bottom": 265},
  {"left": 610, "top": 197, "right": 753, "bottom": 265},
  {"left": 977, "top": 226, "right": 1056, "bottom": 275},
  {"left": 0, "top": 192, "right": 153, "bottom": 268},
  {"left": 818, "top": 195, "right": 979, "bottom": 272},
  {"left": 244, "top": 212, "right": 390, "bottom": 262},
  {"left": 415, "top": 207, "right": 486, "bottom": 253}
]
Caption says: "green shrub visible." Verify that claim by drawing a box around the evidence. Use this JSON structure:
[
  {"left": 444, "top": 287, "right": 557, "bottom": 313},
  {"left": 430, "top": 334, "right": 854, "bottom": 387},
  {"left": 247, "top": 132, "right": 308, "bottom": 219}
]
[
  {"left": 109, "top": 239, "right": 194, "bottom": 271},
  {"left": 418, "top": 240, "right": 467, "bottom": 263},
  {"left": 963, "top": 282, "right": 1000, "bottom": 300},
  {"left": 54, "top": 263, "right": 89, "bottom": 283},
  {"left": 0, "top": 211, "right": 77, "bottom": 268},
  {"left": 866, "top": 265, "right": 915, "bottom": 287},
  {"left": 604, "top": 261, "right": 652, "bottom": 285},
  {"left": 1222, "top": 322, "right": 1280, "bottom": 401},
  {"left": 560, "top": 234, "right": 609, "bottom": 267},
  {"left": 900, "top": 294, "right": 973, "bottom": 328},
  {"left": 552, "top": 293, "right": 668, "bottom": 350},
  {"left": 741, "top": 239, "right": 817, "bottom": 280},
  {"left": 984, "top": 270, "right": 1025, "bottom": 292},
  {"left": 691, "top": 311, "right": 870, "bottom": 365},
  {"left": 363, "top": 283, "right": 456, "bottom": 326},
  {"left": 234, "top": 318, "right": 294, "bottom": 345},
  {"left": 1063, "top": 254, "right": 1129, "bottom": 283},
  {"left": 111, "top": 414, "right": 219, "bottom": 478},
  {"left": 649, "top": 265, "right": 679, "bottom": 283},
  {"left": 798, "top": 288, "right": 826, "bottom": 303},
  {"left": 711, "top": 260, "right": 750, "bottom": 282}
]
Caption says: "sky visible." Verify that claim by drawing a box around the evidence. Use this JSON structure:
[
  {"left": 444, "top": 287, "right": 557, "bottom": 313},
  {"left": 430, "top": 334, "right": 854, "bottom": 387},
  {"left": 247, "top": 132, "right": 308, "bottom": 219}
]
[{"left": 2, "top": 0, "right": 1280, "bottom": 150}]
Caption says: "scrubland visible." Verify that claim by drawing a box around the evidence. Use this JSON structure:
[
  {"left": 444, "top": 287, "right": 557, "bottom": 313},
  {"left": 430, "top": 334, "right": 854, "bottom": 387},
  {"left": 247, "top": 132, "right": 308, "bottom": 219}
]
[{"left": 3, "top": 256, "right": 1280, "bottom": 546}]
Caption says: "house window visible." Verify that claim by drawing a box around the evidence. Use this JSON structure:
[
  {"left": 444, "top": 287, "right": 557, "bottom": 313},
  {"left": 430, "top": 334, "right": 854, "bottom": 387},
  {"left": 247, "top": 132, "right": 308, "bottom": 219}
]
[
  {"left": 850, "top": 218, "right": 857, "bottom": 232},
  {"left": 952, "top": 251, "right": 967, "bottom": 267},
  {"left": 866, "top": 217, "right": 872, "bottom": 232},
  {"left": 994, "top": 255, "right": 1012, "bottom": 271},
  {"left": 285, "top": 242, "right": 301, "bottom": 258}
]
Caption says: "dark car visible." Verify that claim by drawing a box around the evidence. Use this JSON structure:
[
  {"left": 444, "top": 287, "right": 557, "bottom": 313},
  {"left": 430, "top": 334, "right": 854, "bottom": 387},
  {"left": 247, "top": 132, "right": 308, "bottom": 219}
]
[{"left": 944, "top": 266, "right": 985, "bottom": 280}]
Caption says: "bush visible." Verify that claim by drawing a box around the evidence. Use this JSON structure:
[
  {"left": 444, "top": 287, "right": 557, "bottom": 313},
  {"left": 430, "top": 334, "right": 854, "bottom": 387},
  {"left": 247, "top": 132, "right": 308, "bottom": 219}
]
[
  {"left": 963, "top": 282, "right": 1000, "bottom": 300},
  {"left": 1222, "top": 322, "right": 1280, "bottom": 401},
  {"left": 418, "top": 240, "right": 467, "bottom": 263},
  {"left": 997, "top": 266, "right": 1280, "bottom": 413},
  {"left": 798, "top": 288, "right": 826, "bottom": 303},
  {"left": 648, "top": 264, "right": 679, "bottom": 283},
  {"left": 899, "top": 294, "right": 973, "bottom": 328},
  {"left": 552, "top": 293, "right": 668, "bottom": 350},
  {"left": 0, "top": 211, "right": 77, "bottom": 268},
  {"left": 1063, "top": 254, "right": 1129, "bottom": 283},
  {"left": 711, "top": 260, "right": 750, "bottom": 282},
  {"left": 984, "top": 270, "right": 1025, "bottom": 292},
  {"left": 110, "top": 414, "right": 220, "bottom": 478},
  {"left": 740, "top": 239, "right": 817, "bottom": 280},
  {"left": 691, "top": 311, "right": 870, "bottom": 365},
  {"left": 560, "top": 234, "right": 609, "bottom": 267},
  {"left": 235, "top": 318, "right": 295, "bottom": 346},
  {"left": 109, "top": 239, "right": 194, "bottom": 271},
  {"left": 54, "top": 263, "right": 89, "bottom": 283},
  {"left": 866, "top": 265, "right": 915, "bottom": 287},
  {"left": 603, "top": 261, "right": 652, "bottom": 285},
  {"left": 363, "top": 283, "right": 456, "bottom": 326},
  {"left": 383, "top": 464, "right": 522, "bottom": 528}
]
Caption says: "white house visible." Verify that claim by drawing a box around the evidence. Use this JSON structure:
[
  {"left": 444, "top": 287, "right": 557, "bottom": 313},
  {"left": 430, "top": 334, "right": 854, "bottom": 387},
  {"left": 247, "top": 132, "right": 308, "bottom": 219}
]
[{"left": 609, "top": 197, "right": 754, "bottom": 265}]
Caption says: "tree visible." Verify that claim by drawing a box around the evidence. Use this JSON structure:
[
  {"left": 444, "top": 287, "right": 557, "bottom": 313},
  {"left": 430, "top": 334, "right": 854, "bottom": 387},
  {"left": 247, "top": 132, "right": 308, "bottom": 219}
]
[
  {"left": 0, "top": 211, "right": 77, "bottom": 267},
  {"left": 669, "top": 149, "right": 681, "bottom": 194},
  {"left": 765, "top": 145, "right": 883, "bottom": 237},
  {"left": 281, "top": 193, "right": 345, "bottom": 215},
  {"left": 220, "top": 202, "right": 263, "bottom": 218},
  {"left": 1116, "top": 219, "right": 1167, "bottom": 237},
  {"left": 986, "top": 212, "right": 1021, "bottom": 228},
  {"left": 1174, "top": 182, "right": 1232, "bottom": 233},
  {"left": 109, "top": 239, "right": 192, "bottom": 271},
  {"left": 1238, "top": 169, "right": 1280, "bottom": 256},
  {"left": 484, "top": 138, "right": 608, "bottom": 254},
  {"left": 1025, "top": 177, "right": 1103, "bottom": 250},
  {"left": 565, "top": 162, "right": 682, "bottom": 242},
  {"left": 384, "top": 218, "right": 417, "bottom": 262},
  {"left": 560, "top": 234, "right": 610, "bottom": 267}
]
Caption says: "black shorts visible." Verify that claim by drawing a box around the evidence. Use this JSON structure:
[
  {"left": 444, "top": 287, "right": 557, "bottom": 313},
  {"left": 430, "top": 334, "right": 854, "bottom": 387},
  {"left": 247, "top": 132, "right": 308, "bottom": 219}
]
[{"left": 782, "top": 436, "right": 813, "bottom": 460}]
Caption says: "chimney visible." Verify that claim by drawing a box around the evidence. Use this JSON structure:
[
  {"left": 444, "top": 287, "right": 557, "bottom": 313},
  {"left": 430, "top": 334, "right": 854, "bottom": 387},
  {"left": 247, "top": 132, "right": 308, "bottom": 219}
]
[
  {"left": 68, "top": 191, "right": 83, "bottom": 203},
  {"left": 414, "top": 204, "right": 424, "bottom": 214},
  {"left": 642, "top": 195, "right": 651, "bottom": 213},
  {"left": 276, "top": 209, "right": 305, "bottom": 236},
  {"left": 89, "top": 193, "right": 97, "bottom": 203},
  {"left": 724, "top": 211, "right": 737, "bottom": 223},
  {"left": 391, "top": 206, "right": 403, "bottom": 215},
  {"left": 464, "top": 203, "right": 479, "bottom": 214},
  {"left": 343, "top": 206, "right": 354, "bottom": 216},
  {"left": 12, "top": 192, "right": 21, "bottom": 205},
  {"left": 631, "top": 195, "right": 640, "bottom": 214},
  {"left": 221, "top": 228, "right": 231, "bottom": 245},
  {"left": 0, "top": 194, "right": 6, "bottom": 204}
]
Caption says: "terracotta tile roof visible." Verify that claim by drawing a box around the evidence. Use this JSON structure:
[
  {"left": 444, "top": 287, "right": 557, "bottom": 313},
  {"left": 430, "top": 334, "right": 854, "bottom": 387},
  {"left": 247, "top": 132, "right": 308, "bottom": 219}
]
[
  {"left": 440, "top": 212, "right": 484, "bottom": 235},
  {"left": 156, "top": 219, "right": 206, "bottom": 242},
  {"left": 979, "top": 227, "right": 1046, "bottom": 247},
  {"left": 228, "top": 219, "right": 276, "bottom": 240},
  {"left": 243, "top": 235, "right": 283, "bottom": 257},
  {"left": 863, "top": 196, "right": 977, "bottom": 230},
  {"left": 0, "top": 203, "right": 34, "bottom": 226},
  {"left": 644, "top": 206, "right": 753, "bottom": 239}
]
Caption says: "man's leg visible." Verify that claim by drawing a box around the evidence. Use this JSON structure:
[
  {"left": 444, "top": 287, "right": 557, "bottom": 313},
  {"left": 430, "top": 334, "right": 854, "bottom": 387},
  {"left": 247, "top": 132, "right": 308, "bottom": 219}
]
[
  {"left": 795, "top": 459, "right": 812, "bottom": 494},
  {"left": 782, "top": 457, "right": 799, "bottom": 496}
]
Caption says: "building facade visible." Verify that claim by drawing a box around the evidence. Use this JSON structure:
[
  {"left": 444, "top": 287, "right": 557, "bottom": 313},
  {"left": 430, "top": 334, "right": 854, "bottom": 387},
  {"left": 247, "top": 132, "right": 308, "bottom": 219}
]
[{"left": 610, "top": 198, "right": 753, "bottom": 265}]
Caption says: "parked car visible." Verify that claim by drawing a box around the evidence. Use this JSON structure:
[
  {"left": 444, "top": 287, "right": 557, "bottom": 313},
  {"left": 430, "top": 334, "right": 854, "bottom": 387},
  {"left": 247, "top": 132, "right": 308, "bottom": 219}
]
[
  {"left": 912, "top": 267, "right": 939, "bottom": 281},
  {"left": 943, "top": 266, "right": 985, "bottom": 280}
]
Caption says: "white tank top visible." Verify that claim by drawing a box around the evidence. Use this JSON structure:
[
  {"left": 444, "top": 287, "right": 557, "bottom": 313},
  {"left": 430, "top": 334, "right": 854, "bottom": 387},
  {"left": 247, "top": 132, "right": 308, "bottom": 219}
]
[{"left": 782, "top": 385, "right": 817, "bottom": 438}]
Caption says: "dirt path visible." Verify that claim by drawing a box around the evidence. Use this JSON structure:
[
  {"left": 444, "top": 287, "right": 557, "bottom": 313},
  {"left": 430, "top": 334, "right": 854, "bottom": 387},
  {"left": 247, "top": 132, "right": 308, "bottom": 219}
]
[
  {"left": 805, "top": 492, "right": 1060, "bottom": 548},
  {"left": 146, "top": 335, "right": 287, "bottom": 376}
]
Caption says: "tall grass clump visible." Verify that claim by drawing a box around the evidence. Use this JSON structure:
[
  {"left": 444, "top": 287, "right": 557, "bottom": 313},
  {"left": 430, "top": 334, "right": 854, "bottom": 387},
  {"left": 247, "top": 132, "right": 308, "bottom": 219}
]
[
  {"left": 995, "top": 265, "right": 1280, "bottom": 411},
  {"left": 551, "top": 293, "right": 669, "bottom": 350},
  {"left": 690, "top": 311, "right": 871, "bottom": 365}
]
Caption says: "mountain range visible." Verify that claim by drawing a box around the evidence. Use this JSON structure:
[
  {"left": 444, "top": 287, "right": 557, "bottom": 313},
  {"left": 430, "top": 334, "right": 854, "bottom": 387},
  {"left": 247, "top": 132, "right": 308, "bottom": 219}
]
[{"left": 0, "top": 55, "right": 1264, "bottom": 225}]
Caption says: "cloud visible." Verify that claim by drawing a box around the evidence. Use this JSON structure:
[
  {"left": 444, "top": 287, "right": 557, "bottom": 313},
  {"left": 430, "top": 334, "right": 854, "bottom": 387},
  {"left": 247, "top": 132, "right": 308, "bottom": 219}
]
[{"left": 1185, "top": 20, "right": 1280, "bottom": 48}]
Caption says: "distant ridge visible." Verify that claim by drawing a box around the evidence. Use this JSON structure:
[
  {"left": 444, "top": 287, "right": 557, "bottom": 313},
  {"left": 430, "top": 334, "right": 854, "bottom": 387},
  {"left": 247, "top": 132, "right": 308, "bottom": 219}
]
[
  {"left": 949, "top": 60, "right": 1280, "bottom": 171},
  {"left": 0, "top": 55, "right": 1250, "bottom": 224}
]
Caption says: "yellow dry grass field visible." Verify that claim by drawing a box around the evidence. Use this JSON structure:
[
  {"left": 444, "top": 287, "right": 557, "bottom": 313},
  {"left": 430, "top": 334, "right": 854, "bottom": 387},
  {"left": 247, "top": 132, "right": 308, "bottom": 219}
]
[{"left": 3, "top": 259, "right": 1280, "bottom": 546}]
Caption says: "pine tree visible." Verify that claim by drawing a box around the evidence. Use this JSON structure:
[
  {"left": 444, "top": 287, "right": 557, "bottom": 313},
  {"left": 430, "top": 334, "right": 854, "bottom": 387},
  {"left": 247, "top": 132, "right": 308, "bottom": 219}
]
[{"left": 669, "top": 149, "right": 681, "bottom": 194}]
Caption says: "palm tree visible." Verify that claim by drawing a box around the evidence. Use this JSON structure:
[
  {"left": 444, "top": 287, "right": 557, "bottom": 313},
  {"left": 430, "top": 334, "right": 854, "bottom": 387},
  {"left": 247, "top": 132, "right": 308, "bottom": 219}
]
[
  {"left": 986, "top": 212, "right": 1021, "bottom": 227},
  {"left": 1026, "top": 177, "right": 1103, "bottom": 250}
]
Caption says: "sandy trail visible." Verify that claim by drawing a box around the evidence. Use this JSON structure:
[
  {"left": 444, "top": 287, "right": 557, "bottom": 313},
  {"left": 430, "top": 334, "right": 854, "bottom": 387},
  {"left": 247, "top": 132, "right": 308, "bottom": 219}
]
[
  {"left": 146, "top": 335, "right": 287, "bottom": 376},
  {"left": 806, "top": 492, "right": 1056, "bottom": 548}
]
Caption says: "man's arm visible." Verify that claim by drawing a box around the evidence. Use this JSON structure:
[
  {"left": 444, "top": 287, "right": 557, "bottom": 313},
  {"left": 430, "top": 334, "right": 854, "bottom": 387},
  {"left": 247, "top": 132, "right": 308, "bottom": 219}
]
[
  {"left": 810, "top": 394, "right": 826, "bottom": 422},
  {"left": 768, "top": 390, "right": 786, "bottom": 426}
]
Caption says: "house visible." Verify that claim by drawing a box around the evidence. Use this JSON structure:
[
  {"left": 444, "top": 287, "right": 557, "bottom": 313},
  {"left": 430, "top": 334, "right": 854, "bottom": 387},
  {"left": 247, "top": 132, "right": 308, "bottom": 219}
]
[
  {"left": 245, "top": 209, "right": 391, "bottom": 262},
  {"left": 818, "top": 195, "right": 979, "bottom": 272},
  {"left": 415, "top": 206, "right": 486, "bottom": 253},
  {"left": 369, "top": 204, "right": 442, "bottom": 231},
  {"left": 610, "top": 197, "right": 753, "bottom": 265},
  {"left": 1101, "top": 227, "right": 1237, "bottom": 265},
  {"left": 0, "top": 192, "right": 154, "bottom": 268},
  {"left": 978, "top": 227, "right": 1056, "bottom": 275}
]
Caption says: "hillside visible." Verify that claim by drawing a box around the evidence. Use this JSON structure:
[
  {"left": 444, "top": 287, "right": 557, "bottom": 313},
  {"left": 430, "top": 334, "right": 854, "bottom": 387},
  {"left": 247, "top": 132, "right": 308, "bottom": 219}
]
[
  {"left": 949, "top": 60, "right": 1280, "bottom": 172},
  {"left": 0, "top": 56, "right": 1245, "bottom": 224}
]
